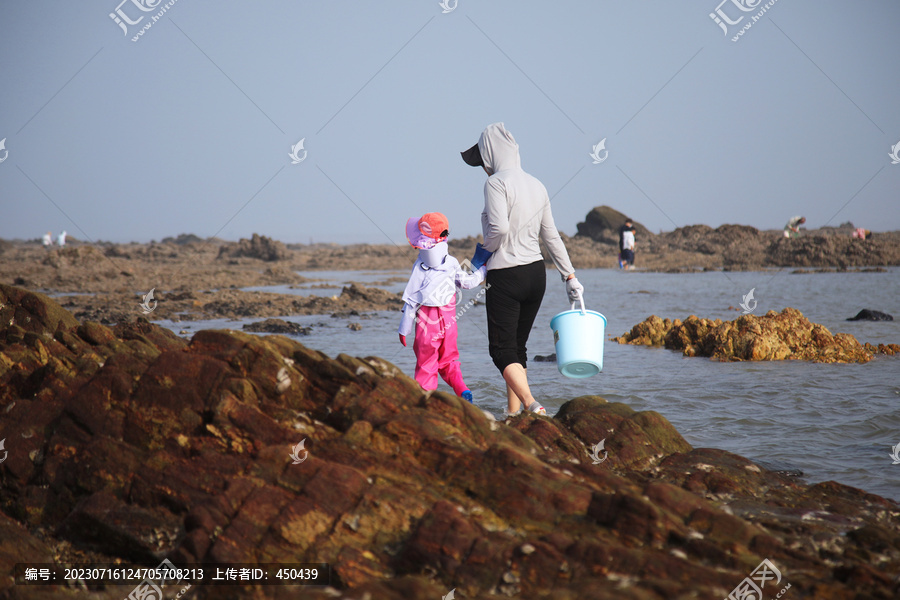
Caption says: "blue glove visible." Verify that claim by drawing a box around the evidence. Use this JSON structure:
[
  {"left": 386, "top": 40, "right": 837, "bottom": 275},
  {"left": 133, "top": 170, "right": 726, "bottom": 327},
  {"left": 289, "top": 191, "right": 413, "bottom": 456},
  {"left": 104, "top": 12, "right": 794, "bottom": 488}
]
[{"left": 470, "top": 243, "right": 493, "bottom": 269}]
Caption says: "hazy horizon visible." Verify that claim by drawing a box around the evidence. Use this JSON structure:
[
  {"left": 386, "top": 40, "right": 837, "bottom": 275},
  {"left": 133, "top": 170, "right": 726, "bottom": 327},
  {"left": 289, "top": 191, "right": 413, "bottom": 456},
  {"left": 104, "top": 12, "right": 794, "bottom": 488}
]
[
  {"left": 2, "top": 1, "right": 898, "bottom": 245},
  {"left": 0, "top": 214, "right": 882, "bottom": 247}
]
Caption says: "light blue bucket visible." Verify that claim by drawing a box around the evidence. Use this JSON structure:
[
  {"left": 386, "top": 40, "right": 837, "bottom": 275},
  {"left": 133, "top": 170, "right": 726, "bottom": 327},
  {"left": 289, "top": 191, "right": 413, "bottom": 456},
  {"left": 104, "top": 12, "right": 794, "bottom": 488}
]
[{"left": 550, "top": 298, "right": 607, "bottom": 378}]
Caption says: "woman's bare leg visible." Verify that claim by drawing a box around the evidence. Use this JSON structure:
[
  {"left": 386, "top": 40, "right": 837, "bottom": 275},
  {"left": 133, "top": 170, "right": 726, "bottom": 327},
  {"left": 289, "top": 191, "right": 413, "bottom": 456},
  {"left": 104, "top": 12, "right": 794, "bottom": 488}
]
[
  {"left": 503, "top": 363, "right": 536, "bottom": 413},
  {"left": 506, "top": 383, "right": 521, "bottom": 414}
]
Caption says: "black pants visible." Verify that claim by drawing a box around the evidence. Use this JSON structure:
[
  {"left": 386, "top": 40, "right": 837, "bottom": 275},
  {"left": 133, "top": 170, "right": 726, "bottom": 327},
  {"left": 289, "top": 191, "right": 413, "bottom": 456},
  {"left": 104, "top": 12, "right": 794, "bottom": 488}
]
[{"left": 485, "top": 260, "right": 546, "bottom": 373}]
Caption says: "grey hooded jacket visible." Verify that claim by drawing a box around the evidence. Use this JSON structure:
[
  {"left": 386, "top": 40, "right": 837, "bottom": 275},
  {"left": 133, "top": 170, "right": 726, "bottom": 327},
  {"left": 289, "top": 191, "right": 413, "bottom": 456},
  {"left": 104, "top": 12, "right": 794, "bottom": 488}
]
[{"left": 477, "top": 123, "right": 575, "bottom": 280}]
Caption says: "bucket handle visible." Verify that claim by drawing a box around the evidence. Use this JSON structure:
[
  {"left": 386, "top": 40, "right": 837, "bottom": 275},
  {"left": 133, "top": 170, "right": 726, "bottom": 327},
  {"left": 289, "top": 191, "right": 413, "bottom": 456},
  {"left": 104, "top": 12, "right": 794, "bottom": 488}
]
[{"left": 570, "top": 296, "right": 586, "bottom": 315}]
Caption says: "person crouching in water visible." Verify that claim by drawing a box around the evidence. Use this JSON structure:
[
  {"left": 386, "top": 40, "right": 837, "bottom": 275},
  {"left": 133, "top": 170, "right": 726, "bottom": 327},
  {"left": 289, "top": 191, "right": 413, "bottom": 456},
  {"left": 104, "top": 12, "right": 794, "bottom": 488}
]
[{"left": 398, "top": 212, "right": 486, "bottom": 403}]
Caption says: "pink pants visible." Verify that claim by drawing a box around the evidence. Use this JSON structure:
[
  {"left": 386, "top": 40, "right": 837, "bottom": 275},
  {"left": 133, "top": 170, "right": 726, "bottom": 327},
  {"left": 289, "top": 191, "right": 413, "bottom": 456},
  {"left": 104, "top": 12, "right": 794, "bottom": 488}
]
[{"left": 413, "top": 303, "right": 468, "bottom": 396}]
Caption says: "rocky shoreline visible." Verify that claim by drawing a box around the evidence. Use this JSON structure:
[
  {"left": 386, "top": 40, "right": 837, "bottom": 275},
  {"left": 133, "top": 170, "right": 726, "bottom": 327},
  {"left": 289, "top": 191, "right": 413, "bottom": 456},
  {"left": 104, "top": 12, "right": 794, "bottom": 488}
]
[
  {"left": 2, "top": 205, "right": 898, "bottom": 324},
  {"left": 1, "top": 285, "right": 899, "bottom": 598},
  {"left": 569, "top": 205, "right": 900, "bottom": 271}
]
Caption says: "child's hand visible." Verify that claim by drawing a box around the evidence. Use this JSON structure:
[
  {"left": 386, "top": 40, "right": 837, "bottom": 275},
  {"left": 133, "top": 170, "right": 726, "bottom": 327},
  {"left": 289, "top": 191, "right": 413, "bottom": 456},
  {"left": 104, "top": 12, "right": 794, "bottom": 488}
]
[{"left": 399, "top": 334, "right": 407, "bottom": 346}]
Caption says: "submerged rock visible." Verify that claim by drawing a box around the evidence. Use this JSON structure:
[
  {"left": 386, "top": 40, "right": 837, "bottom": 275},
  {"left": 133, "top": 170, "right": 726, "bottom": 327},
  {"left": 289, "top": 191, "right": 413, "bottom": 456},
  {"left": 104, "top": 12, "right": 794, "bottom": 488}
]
[
  {"left": 1, "top": 285, "right": 898, "bottom": 598},
  {"left": 863, "top": 342, "right": 900, "bottom": 356},
  {"left": 243, "top": 318, "right": 311, "bottom": 335},
  {"left": 614, "top": 307, "right": 897, "bottom": 363},
  {"left": 847, "top": 309, "right": 894, "bottom": 321}
]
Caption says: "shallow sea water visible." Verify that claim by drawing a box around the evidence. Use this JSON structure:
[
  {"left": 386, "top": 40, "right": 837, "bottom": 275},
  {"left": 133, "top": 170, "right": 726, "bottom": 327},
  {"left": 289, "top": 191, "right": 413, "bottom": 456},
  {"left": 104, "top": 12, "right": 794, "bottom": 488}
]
[{"left": 157, "top": 266, "right": 900, "bottom": 501}]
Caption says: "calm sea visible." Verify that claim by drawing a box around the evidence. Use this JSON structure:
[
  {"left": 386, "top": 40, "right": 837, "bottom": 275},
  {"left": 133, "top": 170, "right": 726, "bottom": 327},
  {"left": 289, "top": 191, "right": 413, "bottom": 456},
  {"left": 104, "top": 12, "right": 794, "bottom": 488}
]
[{"left": 160, "top": 267, "right": 900, "bottom": 501}]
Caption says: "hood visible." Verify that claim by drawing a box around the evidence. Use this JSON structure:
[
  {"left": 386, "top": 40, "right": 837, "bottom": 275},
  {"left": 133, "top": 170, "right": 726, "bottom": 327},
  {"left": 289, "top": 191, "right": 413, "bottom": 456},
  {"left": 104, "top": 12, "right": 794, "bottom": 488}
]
[{"left": 477, "top": 122, "right": 521, "bottom": 174}]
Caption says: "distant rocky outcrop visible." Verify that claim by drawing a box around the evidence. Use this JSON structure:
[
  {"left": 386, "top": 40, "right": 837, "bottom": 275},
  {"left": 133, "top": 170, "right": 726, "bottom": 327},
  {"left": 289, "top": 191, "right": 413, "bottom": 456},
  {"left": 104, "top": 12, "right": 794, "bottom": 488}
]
[
  {"left": 160, "top": 233, "right": 205, "bottom": 245},
  {"left": 1, "top": 285, "right": 900, "bottom": 598},
  {"left": 564, "top": 207, "right": 900, "bottom": 270},
  {"left": 185, "top": 283, "right": 401, "bottom": 322},
  {"left": 338, "top": 282, "right": 401, "bottom": 308},
  {"left": 847, "top": 309, "right": 893, "bottom": 321},
  {"left": 575, "top": 205, "right": 653, "bottom": 244},
  {"left": 243, "top": 318, "right": 311, "bottom": 335},
  {"left": 217, "top": 233, "right": 290, "bottom": 261},
  {"left": 41, "top": 245, "right": 109, "bottom": 268},
  {"left": 614, "top": 307, "right": 899, "bottom": 363},
  {"left": 661, "top": 224, "right": 760, "bottom": 255},
  {"left": 766, "top": 234, "right": 898, "bottom": 268},
  {"left": 630, "top": 224, "right": 767, "bottom": 269},
  {"left": 819, "top": 221, "right": 857, "bottom": 234}
]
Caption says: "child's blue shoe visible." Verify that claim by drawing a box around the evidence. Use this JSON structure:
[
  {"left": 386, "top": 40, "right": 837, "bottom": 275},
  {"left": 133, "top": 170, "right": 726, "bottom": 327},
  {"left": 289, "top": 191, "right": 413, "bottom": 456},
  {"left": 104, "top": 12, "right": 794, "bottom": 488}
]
[{"left": 461, "top": 390, "right": 473, "bottom": 403}]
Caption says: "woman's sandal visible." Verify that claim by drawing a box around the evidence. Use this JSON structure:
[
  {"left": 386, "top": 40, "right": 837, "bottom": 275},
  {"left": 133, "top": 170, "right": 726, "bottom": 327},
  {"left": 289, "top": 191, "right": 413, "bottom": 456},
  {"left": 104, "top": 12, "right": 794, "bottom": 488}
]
[{"left": 527, "top": 402, "right": 547, "bottom": 416}]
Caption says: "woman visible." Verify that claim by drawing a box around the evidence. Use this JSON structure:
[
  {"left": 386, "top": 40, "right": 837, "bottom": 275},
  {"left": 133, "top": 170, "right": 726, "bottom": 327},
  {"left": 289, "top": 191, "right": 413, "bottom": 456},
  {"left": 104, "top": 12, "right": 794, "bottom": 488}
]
[{"left": 461, "top": 123, "right": 583, "bottom": 417}]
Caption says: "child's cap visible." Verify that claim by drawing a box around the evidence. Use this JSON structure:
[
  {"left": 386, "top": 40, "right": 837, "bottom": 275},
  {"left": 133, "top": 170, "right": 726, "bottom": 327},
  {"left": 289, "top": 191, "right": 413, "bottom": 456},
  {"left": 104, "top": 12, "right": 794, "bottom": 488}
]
[
  {"left": 406, "top": 213, "right": 449, "bottom": 248},
  {"left": 419, "top": 213, "right": 449, "bottom": 240}
]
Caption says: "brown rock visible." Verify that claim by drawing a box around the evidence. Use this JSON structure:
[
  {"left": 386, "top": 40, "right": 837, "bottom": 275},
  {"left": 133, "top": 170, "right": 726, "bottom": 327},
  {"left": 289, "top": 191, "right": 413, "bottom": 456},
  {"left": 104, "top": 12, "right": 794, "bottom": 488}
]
[
  {"left": 616, "top": 307, "right": 887, "bottom": 363},
  {"left": 57, "top": 490, "right": 184, "bottom": 561},
  {"left": 0, "top": 284, "right": 79, "bottom": 336},
  {"left": 864, "top": 342, "right": 900, "bottom": 356},
  {"left": 0, "top": 287, "right": 898, "bottom": 599}
]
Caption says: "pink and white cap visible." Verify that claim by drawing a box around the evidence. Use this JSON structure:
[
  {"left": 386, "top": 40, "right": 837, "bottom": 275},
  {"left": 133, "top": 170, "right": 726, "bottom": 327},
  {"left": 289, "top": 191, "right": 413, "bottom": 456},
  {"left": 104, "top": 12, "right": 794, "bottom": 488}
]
[{"left": 405, "top": 213, "right": 449, "bottom": 249}]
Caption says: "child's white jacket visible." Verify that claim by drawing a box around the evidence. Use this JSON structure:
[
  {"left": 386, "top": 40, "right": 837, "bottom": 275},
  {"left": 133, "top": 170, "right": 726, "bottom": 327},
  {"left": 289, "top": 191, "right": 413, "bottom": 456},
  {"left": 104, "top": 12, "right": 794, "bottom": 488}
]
[{"left": 398, "top": 242, "right": 486, "bottom": 336}]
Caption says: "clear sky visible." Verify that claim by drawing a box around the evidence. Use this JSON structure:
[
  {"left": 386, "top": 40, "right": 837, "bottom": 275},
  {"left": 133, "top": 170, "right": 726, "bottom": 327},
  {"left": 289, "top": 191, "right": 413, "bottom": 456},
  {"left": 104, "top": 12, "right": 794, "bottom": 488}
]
[{"left": 1, "top": 1, "right": 898, "bottom": 245}]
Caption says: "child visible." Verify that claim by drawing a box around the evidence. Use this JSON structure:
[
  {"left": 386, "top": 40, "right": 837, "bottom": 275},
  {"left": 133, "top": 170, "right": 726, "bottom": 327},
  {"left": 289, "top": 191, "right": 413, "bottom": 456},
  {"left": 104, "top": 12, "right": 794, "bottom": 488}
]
[{"left": 398, "top": 212, "right": 486, "bottom": 403}]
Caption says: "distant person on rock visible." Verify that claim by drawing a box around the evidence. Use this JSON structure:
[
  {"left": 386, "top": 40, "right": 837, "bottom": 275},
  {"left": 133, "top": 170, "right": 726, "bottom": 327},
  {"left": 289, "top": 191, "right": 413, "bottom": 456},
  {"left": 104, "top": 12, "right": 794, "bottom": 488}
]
[
  {"left": 783, "top": 216, "right": 805, "bottom": 238},
  {"left": 852, "top": 227, "right": 870, "bottom": 240},
  {"left": 461, "top": 122, "right": 583, "bottom": 418},
  {"left": 398, "top": 212, "right": 486, "bottom": 404},
  {"left": 42, "top": 231, "right": 53, "bottom": 249},
  {"left": 618, "top": 218, "right": 636, "bottom": 269},
  {"left": 57, "top": 230, "right": 67, "bottom": 247}
]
